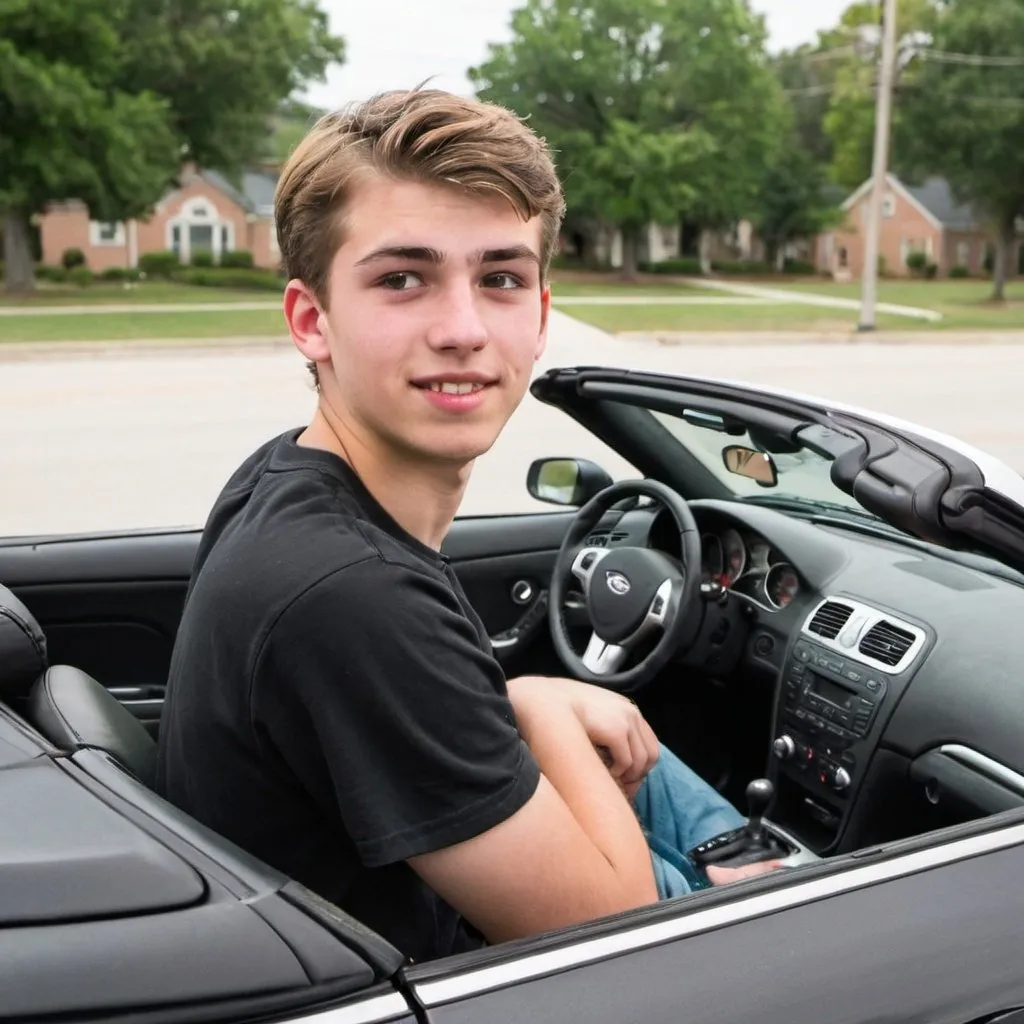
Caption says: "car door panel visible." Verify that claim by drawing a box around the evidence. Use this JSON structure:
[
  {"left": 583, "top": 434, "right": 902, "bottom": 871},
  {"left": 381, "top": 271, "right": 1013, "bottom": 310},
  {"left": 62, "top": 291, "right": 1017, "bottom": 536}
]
[
  {"left": 409, "top": 836, "right": 1024, "bottom": 1024},
  {"left": 0, "top": 510, "right": 582, "bottom": 724}
]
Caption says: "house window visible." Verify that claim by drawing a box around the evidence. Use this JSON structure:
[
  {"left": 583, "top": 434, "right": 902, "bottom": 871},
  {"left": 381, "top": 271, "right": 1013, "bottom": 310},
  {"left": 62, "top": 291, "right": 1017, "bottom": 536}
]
[
  {"left": 171, "top": 225, "right": 181, "bottom": 257},
  {"left": 957, "top": 241, "right": 971, "bottom": 267},
  {"left": 220, "top": 225, "right": 231, "bottom": 253},
  {"left": 89, "top": 221, "right": 125, "bottom": 246},
  {"left": 924, "top": 236, "right": 934, "bottom": 261},
  {"left": 883, "top": 193, "right": 896, "bottom": 218}
]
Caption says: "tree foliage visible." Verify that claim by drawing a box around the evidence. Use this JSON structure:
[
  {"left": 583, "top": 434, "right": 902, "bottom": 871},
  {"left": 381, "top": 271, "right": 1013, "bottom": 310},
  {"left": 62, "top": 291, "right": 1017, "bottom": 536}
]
[
  {"left": 753, "top": 142, "right": 843, "bottom": 268},
  {"left": 0, "top": 0, "right": 343, "bottom": 291},
  {"left": 822, "top": 0, "right": 936, "bottom": 190},
  {"left": 469, "top": 0, "right": 789, "bottom": 274},
  {"left": 898, "top": 0, "right": 1024, "bottom": 298}
]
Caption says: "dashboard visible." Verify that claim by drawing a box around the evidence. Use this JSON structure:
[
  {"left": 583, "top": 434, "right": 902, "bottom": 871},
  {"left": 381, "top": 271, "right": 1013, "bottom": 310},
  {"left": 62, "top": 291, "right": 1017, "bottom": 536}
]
[
  {"left": 608, "top": 496, "right": 1024, "bottom": 857},
  {"left": 648, "top": 507, "right": 802, "bottom": 611}
]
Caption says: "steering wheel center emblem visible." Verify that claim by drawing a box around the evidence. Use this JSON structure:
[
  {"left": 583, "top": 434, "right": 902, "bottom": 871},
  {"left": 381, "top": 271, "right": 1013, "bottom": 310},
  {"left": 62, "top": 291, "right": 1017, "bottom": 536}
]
[{"left": 605, "top": 571, "right": 632, "bottom": 595}]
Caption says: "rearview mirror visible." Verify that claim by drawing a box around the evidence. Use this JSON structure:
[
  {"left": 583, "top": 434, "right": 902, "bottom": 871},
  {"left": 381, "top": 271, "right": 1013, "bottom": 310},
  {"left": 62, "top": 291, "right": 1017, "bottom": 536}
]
[
  {"left": 722, "top": 445, "right": 778, "bottom": 487},
  {"left": 527, "top": 458, "right": 614, "bottom": 507}
]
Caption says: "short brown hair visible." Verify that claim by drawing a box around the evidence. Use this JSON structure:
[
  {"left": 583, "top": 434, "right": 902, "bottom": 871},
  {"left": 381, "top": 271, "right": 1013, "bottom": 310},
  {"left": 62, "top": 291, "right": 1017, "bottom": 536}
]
[{"left": 275, "top": 89, "right": 566, "bottom": 384}]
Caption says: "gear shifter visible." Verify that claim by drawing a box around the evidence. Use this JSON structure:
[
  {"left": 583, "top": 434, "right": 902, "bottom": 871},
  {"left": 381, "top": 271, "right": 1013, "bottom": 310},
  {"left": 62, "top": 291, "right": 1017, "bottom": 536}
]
[
  {"left": 688, "top": 777, "right": 793, "bottom": 870},
  {"left": 744, "top": 778, "right": 774, "bottom": 843}
]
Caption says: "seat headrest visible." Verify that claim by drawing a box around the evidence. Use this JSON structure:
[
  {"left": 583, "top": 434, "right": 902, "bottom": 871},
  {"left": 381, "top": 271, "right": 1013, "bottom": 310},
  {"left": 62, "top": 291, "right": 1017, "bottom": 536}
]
[
  {"left": 0, "top": 585, "right": 48, "bottom": 700},
  {"left": 28, "top": 665, "right": 157, "bottom": 788}
]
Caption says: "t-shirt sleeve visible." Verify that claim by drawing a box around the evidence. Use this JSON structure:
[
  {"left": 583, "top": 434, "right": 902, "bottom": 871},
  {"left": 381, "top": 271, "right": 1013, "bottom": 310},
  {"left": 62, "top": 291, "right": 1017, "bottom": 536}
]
[{"left": 251, "top": 557, "right": 541, "bottom": 867}]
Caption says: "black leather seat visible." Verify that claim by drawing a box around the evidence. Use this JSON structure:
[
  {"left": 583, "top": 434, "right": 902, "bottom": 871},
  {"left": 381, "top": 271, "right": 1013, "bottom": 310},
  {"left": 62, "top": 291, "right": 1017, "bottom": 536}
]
[{"left": 0, "top": 584, "right": 157, "bottom": 787}]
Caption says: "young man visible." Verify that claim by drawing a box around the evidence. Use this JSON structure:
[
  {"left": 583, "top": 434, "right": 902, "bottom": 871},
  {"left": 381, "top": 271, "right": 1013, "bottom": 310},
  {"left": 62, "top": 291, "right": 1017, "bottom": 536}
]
[{"left": 156, "top": 89, "right": 774, "bottom": 965}]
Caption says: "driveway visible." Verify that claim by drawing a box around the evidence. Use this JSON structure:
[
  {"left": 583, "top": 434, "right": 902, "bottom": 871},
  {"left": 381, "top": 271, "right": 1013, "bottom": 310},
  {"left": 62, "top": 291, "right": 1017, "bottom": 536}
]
[{"left": 1, "top": 311, "right": 1021, "bottom": 536}]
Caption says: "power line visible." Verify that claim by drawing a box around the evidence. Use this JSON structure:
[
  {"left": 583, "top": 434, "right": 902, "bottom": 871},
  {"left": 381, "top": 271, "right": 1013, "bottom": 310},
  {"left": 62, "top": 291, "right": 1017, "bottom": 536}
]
[{"left": 917, "top": 48, "right": 1024, "bottom": 68}]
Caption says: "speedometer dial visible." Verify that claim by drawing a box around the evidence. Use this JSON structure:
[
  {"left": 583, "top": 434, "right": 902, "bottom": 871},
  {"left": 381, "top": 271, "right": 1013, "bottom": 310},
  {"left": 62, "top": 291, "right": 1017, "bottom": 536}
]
[
  {"left": 720, "top": 529, "right": 746, "bottom": 587},
  {"left": 701, "top": 533, "right": 723, "bottom": 584},
  {"left": 765, "top": 563, "right": 800, "bottom": 609}
]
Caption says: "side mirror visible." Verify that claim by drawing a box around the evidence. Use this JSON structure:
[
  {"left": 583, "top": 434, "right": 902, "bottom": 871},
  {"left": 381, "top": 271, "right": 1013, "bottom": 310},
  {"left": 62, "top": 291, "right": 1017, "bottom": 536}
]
[
  {"left": 527, "top": 458, "right": 614, "bottom": 507},
  {"left": 722, "top": 445, "right": 778, "bottom": 488}
]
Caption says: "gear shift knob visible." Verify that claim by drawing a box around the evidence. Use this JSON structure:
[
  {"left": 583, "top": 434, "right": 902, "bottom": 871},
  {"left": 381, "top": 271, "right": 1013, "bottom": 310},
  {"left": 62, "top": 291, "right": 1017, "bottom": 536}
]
[{"left": 745, "top": 778, "right": 774, "bottom": 832}]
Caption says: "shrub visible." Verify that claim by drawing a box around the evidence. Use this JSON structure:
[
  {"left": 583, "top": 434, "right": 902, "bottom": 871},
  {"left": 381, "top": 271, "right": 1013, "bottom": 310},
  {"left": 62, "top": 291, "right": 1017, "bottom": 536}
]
[
  {"left": 139, "top": 250, "right": 182, "bottom": 277},
  {"left": 638, "top": 257, "right": 702, "bottom": 275},
  {"left": 36, "top": 264, "right": 68, "bottom": 283},
  {"left": 220, "top": 250, "right": 255, "bottom": 269},
  {"left": 98, "top": 266, "right": 142, "bottom": 282},
  {"left": 783, "top": 258, "right": 816, "bottom": 275},
  {"left": 712, "top": 259, "right": 772, "bottom": 275},
  {"left": 190, "top": 249, "right": 215, "bottom": 268},
  {"left": 171, "top": 267, "right": 284, "bottom": 291},
  {"left": 925, "top": 261, "right": 938, "bottom": 279},
  {"left": 68, "top": 266, "right": 94, "bottom": 287},
  {"left": 61, "top": 247, "right": 86, "bottom": 270},
  {"left": 950, "top": 264, "right": 970, "bottom": 279}
]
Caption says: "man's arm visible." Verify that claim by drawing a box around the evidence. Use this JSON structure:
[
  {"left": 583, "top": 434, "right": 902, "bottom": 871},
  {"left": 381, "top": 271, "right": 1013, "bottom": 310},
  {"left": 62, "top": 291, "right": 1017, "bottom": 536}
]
[{"left": 409, "top": 680, "right": 658, "bottom": 945}]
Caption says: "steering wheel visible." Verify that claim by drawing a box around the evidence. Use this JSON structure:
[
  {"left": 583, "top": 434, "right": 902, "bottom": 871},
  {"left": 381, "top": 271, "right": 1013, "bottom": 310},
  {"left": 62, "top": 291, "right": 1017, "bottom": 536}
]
[{"left": 548, "top": 480, "right": 704, "bottom": 692}]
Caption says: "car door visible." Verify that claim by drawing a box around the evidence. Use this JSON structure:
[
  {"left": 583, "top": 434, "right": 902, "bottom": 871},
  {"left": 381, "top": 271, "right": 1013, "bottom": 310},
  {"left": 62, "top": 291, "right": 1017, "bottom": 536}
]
[
  {"left": 403, "top": 814, "right": 1024, "bottom": 1024},
  {"left": 0, "top": 505, "right": 595, "bottom": 729}
]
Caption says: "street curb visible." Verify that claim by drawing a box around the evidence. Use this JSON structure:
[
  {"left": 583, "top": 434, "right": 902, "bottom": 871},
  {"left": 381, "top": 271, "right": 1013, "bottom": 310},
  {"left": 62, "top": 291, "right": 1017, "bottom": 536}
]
[{"left": 617, "top": 330, "right": 1024, "bottom": 347}]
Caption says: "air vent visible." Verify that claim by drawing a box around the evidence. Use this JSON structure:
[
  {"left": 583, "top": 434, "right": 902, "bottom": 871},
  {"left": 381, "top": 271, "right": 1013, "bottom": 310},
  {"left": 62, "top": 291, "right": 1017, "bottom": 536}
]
[
  {"left": 585, "top": 531, "right": 628, "bottom": 548},
  {"left": 859, "top": 620, "right": 916, "bottom": 667},
  {"left": 806, "top": 600, "right": 855, "bottom": 640}
]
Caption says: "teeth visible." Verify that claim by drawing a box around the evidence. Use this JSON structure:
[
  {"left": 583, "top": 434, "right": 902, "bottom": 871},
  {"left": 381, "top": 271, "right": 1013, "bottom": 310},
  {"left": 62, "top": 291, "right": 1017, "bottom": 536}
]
[{"left": 429, "top": 382, "right": 485, "bottom": 394}]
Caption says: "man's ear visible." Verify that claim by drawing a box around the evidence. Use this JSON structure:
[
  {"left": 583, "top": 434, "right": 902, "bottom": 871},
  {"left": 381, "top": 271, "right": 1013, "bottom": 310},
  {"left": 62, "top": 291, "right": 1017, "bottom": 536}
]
[
  {"left": 535, "top": 285, "right": 551, "bottom": 362},
  {"left": 284, "top": 280, "right": 331, "bottom": 365}
]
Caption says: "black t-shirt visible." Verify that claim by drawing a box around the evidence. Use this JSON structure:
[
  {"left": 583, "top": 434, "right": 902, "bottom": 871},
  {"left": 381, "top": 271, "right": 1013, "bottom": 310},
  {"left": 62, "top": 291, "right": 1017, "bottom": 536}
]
[{"left": 155, "top": 430, "right": 540, "bottom": 963}]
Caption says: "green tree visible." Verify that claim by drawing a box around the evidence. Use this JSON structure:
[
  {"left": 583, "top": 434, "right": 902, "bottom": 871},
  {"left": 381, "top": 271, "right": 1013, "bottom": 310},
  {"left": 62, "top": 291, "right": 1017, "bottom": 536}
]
[
  {"left": 822, "top": 0, "right": 936, "bottom": 190},
  {"left": 469, "top": 0, "right": 788, "bottom": 277},
  {"left": 0, "top": 0, "right": 343, "bottom": 292},
  {"left": 0, "top": 0, "right": 180, "bottom": 291},
  {"left": 753, "top": 142, "right": 842, "bottom": 270},
  {"left": 898, "top": 0, "right": 1024, "bottom": 299}
]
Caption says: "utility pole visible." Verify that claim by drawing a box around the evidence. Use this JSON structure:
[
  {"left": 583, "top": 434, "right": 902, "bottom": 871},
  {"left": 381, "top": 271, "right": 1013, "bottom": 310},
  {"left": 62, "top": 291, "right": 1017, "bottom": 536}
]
[{"left": 858, "top": 0, "right": 899, "bottom": 332}]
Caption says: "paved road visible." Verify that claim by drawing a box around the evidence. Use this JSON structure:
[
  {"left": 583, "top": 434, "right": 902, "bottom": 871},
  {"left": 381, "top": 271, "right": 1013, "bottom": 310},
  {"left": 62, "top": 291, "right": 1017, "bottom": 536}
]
[{"left": 2, "top": 311, "right": 1022, "bottom": 536}]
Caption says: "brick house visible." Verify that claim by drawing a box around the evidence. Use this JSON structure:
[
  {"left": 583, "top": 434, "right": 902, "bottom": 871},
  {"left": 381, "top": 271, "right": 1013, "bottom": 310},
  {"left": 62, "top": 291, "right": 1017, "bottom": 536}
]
[
  {"left": 815, "top": 173, "right": 1024, "bottom": 279},
  {"left": 40, "top": 166, "right": 281, "bottom": 272}
]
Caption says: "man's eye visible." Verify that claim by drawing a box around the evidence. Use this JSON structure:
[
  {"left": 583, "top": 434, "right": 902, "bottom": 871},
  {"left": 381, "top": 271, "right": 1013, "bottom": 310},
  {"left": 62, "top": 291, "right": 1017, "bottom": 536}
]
[
  {"left": 379, "top": 272, "right": 423, "bottom": 290},
  {"left": 484, "top": 272, "right": 523, "bottom": 290}
]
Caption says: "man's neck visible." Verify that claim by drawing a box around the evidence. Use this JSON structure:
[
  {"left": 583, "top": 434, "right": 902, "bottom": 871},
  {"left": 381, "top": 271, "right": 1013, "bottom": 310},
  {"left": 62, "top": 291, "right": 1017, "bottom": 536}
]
[{"left": 298, "top": 406, "right": 469, "bottom": 551}]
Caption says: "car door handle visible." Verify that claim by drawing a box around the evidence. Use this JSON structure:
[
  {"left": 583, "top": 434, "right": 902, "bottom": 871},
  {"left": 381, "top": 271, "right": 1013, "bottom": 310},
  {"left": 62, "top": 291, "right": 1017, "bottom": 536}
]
[{"left": 490, "top": 590, "right": 549, "bottom": 654}]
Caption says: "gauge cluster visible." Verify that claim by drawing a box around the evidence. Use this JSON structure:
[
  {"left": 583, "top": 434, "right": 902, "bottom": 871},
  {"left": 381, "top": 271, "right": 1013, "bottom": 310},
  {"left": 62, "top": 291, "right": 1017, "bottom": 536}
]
[{"left": 700, "top": 525, "right": 801, "bottom": 611}]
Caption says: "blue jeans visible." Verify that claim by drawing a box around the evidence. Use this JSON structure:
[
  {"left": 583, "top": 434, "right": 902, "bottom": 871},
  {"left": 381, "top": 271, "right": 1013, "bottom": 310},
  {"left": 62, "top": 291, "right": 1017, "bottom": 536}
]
[{"left": 634, "top": 744, "right": 745, "bottom": 899}]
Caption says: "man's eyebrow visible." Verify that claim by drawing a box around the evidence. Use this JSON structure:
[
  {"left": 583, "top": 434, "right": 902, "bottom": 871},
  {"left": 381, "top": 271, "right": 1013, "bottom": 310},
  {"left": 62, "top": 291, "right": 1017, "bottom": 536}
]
[
  {"left": 479, "top": 245, "right": 541, "bottom": 265},
  {"left": 353, "top": 244, "right": 541, "bottom": 267},
  {"left": 354, "top": 246, "right": 444, "bottom": 267}
]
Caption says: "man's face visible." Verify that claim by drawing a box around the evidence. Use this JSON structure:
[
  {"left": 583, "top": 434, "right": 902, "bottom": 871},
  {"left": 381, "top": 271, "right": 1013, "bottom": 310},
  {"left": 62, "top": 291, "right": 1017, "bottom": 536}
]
[{"left": 291, "top": 176, "right": 550, "bottom": 467}]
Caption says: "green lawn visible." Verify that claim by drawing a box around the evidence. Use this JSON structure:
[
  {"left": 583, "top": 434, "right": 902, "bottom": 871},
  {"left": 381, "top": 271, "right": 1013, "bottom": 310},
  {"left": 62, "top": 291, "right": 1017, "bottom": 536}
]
[
  {"left": 0, "top": 281, "right": 282, "bottom": 306},
  {"left": 0, "top": 308, "right": 286, "bottom": 343},
  {"left": 561, "top": 302, "right": 908, "bottom": 333},
  {"left": 549, "top": 274, "right": 1024, "bottom": 332}
]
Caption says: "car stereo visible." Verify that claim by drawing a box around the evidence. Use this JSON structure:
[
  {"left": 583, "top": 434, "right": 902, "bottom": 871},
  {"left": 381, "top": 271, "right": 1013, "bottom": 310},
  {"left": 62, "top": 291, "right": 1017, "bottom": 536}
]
[{"left": 772, "top": 637, "right": 889, "bottom": 808}]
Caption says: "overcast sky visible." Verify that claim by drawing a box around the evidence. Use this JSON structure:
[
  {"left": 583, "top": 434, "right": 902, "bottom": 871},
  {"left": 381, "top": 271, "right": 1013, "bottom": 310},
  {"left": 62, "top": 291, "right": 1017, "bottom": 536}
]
[{"left": 303, "top": 0, "right": 853, "bottom": 109}]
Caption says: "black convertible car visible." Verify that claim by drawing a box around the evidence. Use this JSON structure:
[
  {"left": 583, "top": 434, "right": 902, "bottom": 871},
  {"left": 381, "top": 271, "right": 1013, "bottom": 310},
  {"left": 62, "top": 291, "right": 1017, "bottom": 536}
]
[{"left": 4, "top": 365, "right": 1024, "bottom": 1024}]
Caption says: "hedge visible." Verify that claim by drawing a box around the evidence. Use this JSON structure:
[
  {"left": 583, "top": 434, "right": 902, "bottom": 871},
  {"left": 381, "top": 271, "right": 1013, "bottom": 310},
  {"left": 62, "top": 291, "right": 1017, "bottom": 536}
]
[{"left": 171, "top": 267, "right": 284, "bottom": 290}]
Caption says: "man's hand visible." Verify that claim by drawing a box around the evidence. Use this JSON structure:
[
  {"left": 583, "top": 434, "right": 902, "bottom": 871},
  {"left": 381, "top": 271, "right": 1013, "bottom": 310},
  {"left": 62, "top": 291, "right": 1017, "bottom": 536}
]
[{"left": 509, "top": 676, "right": 660, "bottom": 796}]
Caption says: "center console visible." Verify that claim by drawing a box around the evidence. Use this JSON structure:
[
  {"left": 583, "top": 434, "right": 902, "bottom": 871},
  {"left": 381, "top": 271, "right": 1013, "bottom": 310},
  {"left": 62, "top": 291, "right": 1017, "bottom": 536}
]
[{"left": 769, "top": 597, "right": 929, "bottom": 847}]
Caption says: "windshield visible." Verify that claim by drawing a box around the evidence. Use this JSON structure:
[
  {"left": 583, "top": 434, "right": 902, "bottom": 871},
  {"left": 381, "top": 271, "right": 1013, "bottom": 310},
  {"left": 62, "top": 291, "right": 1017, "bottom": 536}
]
[{"left": 649, "top": 408, "right": 877, "bottom": 518}]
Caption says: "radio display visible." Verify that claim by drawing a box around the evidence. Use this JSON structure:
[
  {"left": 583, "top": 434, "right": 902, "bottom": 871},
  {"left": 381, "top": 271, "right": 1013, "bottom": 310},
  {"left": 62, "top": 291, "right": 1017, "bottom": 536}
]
[{"left": 810, "top": 672, "right": 855, "bottom": 709}]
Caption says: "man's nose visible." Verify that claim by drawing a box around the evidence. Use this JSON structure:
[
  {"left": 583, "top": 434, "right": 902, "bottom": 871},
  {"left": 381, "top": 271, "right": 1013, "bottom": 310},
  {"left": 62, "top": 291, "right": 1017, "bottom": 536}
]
[{"left": 425, "top": 282, "right": 488, "bottom": 353}]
